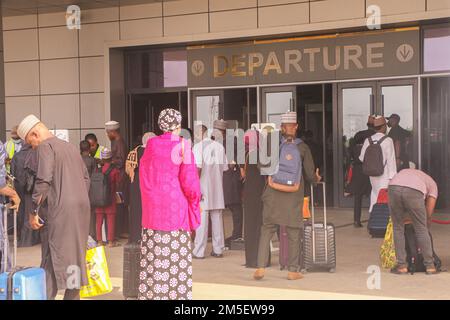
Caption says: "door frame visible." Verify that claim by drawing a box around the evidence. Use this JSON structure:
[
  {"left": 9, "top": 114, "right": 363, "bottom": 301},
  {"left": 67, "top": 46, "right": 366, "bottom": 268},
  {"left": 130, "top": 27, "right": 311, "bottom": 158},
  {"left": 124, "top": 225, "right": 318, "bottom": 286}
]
[
  {"left": 260, "top": 86, "right": 297, "bottom": 124},
  {"left": 377, "top": 78, "right": 419, "bottom": 166},
  {"left": 336, "top": 78, "right": 419, "bottom": 207},
  {"left": 190, "top": 89, "right": 224, "bottom": 129},
  {"left": 336, "top": 82, "right": 377, "bottom": 207}
]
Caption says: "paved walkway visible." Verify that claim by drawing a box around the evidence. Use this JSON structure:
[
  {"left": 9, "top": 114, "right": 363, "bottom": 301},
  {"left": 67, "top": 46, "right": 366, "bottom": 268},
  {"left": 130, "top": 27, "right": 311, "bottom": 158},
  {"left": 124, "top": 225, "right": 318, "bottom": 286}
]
[{"left": 16, "top": 208, "right": 450, "bottom": 300}]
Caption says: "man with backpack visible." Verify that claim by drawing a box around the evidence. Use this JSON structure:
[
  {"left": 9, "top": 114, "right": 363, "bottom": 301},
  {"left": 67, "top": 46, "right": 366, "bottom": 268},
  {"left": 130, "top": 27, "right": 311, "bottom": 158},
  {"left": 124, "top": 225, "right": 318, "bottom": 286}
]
[
  {"left": 254, "top": 111, "right": 321, "bottom": 281},
  {"left": 359, "top": 116, "right": 397, "bottom": 213},
  {"left": 346, "top": 115, "right": 375, "bottom": 227},
  {"left": 93, "top": 149, "right": 120, "bottom": 248}
]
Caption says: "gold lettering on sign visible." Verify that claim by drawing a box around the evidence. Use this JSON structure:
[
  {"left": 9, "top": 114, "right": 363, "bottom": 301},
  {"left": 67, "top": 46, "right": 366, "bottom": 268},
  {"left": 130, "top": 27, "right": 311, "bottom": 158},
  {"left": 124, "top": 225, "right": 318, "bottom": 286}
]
[
  {"left": 304, "top": 48, "right": 320, "bottom": 72},
  {"left": 284, "top": 50, "right": 303, "bottom": 73},
  {"left": 263, "top": 51, "right": 282, "bottom": 75},
  {"left": 323, "top": 46, "right": 341, "bottom": 71},
  {"left": 367, "top": 42, "right": 384, "bottom": 68},
  {"left": 214, "top": 56, "right": 229, "bottom": 77},
  {"left": 344, "top": 45, "right": 363, "bottom": 70},
  {"left": 231, "top": 54, "right": 247, "bottom": 77},
  {"left": 248, "top": 53, "right": 264, "bottom": 76}
]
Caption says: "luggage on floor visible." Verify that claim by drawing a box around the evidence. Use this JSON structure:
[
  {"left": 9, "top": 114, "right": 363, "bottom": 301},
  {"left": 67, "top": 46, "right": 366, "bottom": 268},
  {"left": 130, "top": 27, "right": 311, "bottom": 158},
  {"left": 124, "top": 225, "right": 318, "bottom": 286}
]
[
  {"left": 89, "top": 166, "right": 114, "bottom": 207},
  {"left": 368, "top": 204, "right": 390, "bottom": 238},
  {"left": 80, "top": 244, "right": 113, "bottom": 298},
  {"left": 380, "top": 218, "right": 396, "bottom": 269},
  {"left": 279, "top": 226, "right": 304, "bottom": 271},
  {"left": 303, "top": 182, "right": 336, "bottom": 273},
  {"left": 0, "top": 203, "right": 46, "bottom": 300},
  {"left": 123, "top": 242, "right": 141, "bottom": 299},
  {"left": 405, "top": 224, "right": 442, "bottom": 274},
  {"left": 368, "top": 189, "right": 390, "bottom": 238}
]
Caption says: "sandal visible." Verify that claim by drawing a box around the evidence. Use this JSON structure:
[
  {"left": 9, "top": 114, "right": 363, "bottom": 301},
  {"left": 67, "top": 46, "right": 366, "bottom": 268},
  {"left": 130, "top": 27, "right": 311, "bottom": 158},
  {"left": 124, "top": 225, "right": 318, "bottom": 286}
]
[
  {"left": 108, "top": 241, "right": 122, "bottom": 248},
  {"left": 425, "top": 268, "right": 439, "bottom": 275},
  {"left": 390, "top": 266, "right": 408, "bottom": 275}
]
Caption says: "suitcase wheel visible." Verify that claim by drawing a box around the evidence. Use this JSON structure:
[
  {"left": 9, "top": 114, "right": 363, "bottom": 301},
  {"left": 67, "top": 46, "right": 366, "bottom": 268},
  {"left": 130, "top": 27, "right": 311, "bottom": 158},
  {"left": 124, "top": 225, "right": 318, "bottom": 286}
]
[{"left": 329, "top": 268, "right": 336, "bottom": 273}]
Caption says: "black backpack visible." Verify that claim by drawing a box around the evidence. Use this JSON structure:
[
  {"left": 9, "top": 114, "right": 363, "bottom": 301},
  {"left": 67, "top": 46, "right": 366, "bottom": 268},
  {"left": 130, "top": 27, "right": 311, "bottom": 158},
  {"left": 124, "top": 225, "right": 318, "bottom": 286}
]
[
  {"left": 89, "top": 165, "right": 114, "bottom": 207},
  {"left": 405, "top": 224, "right": 442, "bottom": 274},
  {"left": 362, "top": 136, "right": 388, "bottom": 177}
]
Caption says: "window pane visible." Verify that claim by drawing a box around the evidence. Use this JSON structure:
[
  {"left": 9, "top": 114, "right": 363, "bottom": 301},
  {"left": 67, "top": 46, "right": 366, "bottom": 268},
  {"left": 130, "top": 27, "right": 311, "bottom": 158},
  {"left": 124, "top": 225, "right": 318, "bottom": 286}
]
[
  {"left": 163, "top": 50, "right": 187, "bottom": 88},
  {"left": 195, "top": 95, "right": 220, "bottom": 129},
  {"left": 382, "top": 85, "right": 413, "bottom": 132},
  {"left": 265, "top": 91, "right": 293, "bottom": 127},
  {"left": 424, "top": 27, "right": 450, "bottom": 72}
]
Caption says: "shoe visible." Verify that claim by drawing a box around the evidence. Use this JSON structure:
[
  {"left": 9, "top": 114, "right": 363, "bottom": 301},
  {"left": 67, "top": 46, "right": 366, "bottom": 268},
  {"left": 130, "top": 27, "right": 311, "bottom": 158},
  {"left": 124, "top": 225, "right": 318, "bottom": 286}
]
[
  {"left": 425, "top": 268, "right": 440, "bottom": 275},
  {"left": 390, "top": 266, "right": 408, "bottom": 275},
  {"left": 193, "top": 255, "right": 205, "bottom": 260},
  {"left": 108, "top": 241, "right": 122, "bottom": 248},
  {"left": 253, "top": 268, "right": 265, "bottom": 280},
  {"left": 354, "top": 222, "right": 363, "bottom": 228},
  {"left": 210, "top": 252, "right": 224, "bottom": 258},
  {"left": 287, "top": 272, "right": 304, "bottom": 280}
]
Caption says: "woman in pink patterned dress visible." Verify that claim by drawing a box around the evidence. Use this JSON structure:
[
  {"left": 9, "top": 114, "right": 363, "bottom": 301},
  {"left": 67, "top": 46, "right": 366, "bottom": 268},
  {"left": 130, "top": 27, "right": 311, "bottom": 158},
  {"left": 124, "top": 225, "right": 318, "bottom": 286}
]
[{"left": 138, "top": 108, "right": 201, "bottom": 300}]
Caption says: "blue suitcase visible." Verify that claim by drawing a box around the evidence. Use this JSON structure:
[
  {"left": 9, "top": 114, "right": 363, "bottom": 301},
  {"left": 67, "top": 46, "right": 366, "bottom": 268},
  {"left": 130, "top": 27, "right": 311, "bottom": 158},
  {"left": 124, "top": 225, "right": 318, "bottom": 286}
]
[
  {"left": 0, "top": 203, "right": 46, "bottom": 300},
  {"left": 367, "top": 203, "right": 390, "bottom": 238}
]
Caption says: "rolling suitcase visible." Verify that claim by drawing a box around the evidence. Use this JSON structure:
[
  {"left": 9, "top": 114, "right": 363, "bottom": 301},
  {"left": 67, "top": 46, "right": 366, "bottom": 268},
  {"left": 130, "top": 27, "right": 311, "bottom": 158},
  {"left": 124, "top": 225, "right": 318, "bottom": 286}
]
[
  {"left": 122, "top": 242, "right": 140, "bottom": 299},
  {"left": 279, "top": 226, "right": 304, "bottom": 271},
  {"left": 0, "top": 203, "right": 46, "bottom": 300},
  {"left": 303, "top": 182, "right": 336, "bottom": 273},
  {"left": 367, "top": 190, "right": 390, "bottom": 238}
]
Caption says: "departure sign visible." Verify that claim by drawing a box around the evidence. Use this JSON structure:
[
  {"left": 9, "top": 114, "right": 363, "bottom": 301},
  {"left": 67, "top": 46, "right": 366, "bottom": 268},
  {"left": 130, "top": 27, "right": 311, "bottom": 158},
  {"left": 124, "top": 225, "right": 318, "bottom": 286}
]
[{"left": 187, "top": 28, "right": 420, "bottom": 87}]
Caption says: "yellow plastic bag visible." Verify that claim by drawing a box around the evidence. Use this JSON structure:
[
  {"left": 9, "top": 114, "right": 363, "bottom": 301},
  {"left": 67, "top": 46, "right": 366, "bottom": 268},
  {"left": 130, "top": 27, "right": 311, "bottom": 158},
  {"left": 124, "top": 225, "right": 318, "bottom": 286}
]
[
  {"left": 380, "top": 218, "right": 396, "bottom": 269},
  {"left": 80, "top": 246, "right": 113, "bottom": 298}
]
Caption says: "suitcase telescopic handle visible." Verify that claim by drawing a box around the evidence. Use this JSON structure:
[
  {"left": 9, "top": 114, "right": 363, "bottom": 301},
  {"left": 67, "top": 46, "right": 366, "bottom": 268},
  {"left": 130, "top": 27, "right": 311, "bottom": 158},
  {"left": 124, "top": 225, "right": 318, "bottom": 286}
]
[
  {"left": 310, "top": 182, "right": 327, "bottom": 263},
  {"left": 2, "top": 203, "right": 18, "bottom": 271}
]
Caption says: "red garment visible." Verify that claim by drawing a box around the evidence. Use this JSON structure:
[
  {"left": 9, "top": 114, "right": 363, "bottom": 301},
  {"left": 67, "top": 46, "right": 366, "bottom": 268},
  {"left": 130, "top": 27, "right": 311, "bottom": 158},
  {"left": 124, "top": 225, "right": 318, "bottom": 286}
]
[
  {"left": 96, "top": 211, "right": 116, "bottom": 242},
  {"left": 95, "top": 163, "right": 120, "bottom": 242},
  {"left": 94, "top": 162, "right": 120, "bottom": 215},
  {"left": 377, "top": 188, "right": 389, "bottom": 204}
]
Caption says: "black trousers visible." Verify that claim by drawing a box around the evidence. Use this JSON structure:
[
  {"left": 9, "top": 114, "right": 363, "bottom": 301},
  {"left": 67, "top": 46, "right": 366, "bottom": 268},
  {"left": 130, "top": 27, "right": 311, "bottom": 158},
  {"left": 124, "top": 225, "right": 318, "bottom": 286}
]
[
  {"left": 354, "top": 193, "right": 363, "bottom": 223},
  {"left": 227, "top": 203, "right": 243, "bottom": 240}
]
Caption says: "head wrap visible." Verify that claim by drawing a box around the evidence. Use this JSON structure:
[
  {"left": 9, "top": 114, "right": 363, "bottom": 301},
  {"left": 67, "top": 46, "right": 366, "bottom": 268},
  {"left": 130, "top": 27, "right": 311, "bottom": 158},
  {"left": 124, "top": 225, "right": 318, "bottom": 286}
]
[
  {"left": 17, "top": 115, "right": 41, "bottom": 140},
  {"left": 373, "top": 116, "right": 387, "bottom": 127},
  {"left": 101, "top": 148, "right": 112, "bottom": 159},
  {"left": 105, "top": 121, "right": 120, "bottom": 131},
  {"left": 213, "top": 119, "right": 227, "bottom": 131},
  {"left": 142, "top": 132, "right": 156, "bottom": 147},
  {"left": 158, "top": 108, "right": 182, "bottom": 132},
  {"left": 280, "top": 111, "right": 297, "bottom": 124}
]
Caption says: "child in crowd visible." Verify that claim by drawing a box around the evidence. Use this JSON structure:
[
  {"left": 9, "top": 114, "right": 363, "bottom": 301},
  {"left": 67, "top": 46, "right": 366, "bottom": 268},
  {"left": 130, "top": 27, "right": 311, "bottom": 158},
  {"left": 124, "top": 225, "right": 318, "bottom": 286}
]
[{"left": 95, "top": 149, "right": 121, "bottom": 247}]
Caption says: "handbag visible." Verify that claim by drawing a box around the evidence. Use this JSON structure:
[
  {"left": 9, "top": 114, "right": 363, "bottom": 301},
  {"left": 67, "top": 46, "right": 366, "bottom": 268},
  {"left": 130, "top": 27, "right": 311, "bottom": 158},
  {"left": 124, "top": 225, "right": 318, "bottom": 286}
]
[
  {"left": 380, "top": 218, "right": 396, "bottom": 269},
  {"left": 80, "top": 245, "right": 113, "bottom": 298}
]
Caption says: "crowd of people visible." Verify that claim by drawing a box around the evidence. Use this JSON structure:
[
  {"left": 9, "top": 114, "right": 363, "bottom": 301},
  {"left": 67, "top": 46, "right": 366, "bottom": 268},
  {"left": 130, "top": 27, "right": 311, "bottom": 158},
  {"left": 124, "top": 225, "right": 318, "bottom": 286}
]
[
  {"left": 346, "top": 113, "right": 439, "bottom": 275},
  {"left": 0, "top": 107, "right": 442, "bottom": 301}
]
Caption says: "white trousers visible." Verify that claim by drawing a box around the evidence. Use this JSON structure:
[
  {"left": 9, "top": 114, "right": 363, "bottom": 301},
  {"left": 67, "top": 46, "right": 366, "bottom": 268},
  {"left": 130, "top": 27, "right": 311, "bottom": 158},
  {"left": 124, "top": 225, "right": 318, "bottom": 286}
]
[{"left": 193, "top": 209, "right": 224, "bottom": 257}]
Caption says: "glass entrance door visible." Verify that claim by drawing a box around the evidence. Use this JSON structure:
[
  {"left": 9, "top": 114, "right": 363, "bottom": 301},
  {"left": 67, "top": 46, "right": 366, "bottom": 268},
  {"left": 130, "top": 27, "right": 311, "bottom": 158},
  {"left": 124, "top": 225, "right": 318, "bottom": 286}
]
[
  {"left": 192, "top": 90, "right": 223, "bottom": 130},
  {"left": 337, "top": 79, "right": 418, "bottom": 207},
  {"left": 337, "top": 83, "right": 376, "bottom": 207},
  {"left": 378, "top": 80, "right": 418, "bottom": 167},
  {"left": 261, "top": 86, "right": 296, "bottom": 128}
]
